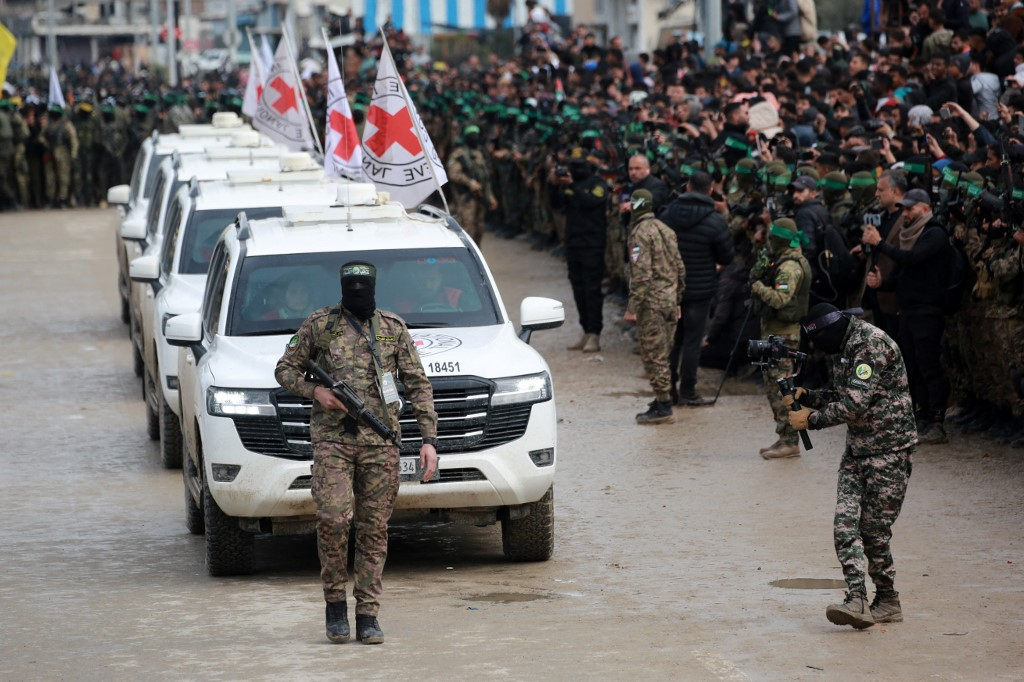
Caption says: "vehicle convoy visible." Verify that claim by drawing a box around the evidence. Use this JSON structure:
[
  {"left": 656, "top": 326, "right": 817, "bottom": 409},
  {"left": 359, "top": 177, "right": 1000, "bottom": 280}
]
[
  {"left": 165, "top": 191, "right": 564, "bottom": 575},
  {"left": 107, "top": 120, "right": 278, "bottom": 328},
  {"left": 125, "top": 150, "right": 310, "bottom": 387},
  {"left": 129, "top": 174, "right": 347, "bottom": 469}
]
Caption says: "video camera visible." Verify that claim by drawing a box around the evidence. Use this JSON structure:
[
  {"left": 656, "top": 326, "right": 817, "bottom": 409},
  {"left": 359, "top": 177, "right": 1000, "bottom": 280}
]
[
  {"left": 748, "top": 336, "right": 812, "bottom": 450},
  {"left": 747, "top": 335, "right": 808, "bottom": 368}
]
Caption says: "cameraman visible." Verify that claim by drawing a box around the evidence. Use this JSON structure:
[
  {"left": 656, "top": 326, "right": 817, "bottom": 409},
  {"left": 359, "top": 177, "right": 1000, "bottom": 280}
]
[
  {"left": 750, "top": 218, "right": 811, "bottom": 459},
  {"left": 784, "top": 304, "right": 916, "bottom": 630}
]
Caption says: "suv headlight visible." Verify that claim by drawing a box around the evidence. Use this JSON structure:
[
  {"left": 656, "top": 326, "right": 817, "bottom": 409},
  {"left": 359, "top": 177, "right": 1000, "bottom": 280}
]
[
  {"left": 207, "top": 387, "right": 276, "bottom": 417},
  {"left": 491, "top": 372, "right": 552, "bottom": 407}
]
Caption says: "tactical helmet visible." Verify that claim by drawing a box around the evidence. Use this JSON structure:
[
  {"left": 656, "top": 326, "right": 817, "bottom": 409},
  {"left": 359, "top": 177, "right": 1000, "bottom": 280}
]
[{"left": 849, "top": 171, "right": 877, "bottom": 205}]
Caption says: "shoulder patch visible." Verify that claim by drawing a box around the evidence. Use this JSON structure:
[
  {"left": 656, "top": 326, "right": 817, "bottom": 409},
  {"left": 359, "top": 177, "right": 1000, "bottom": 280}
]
[
  {"left": 850, "top": 360, "right": 874, "bottom": 389},
  {"left": 285, "top": 335, "right": 300, "bottom": 354},
  {"left": 592, "top": 185, "right": 605, "bottom": 198},
  {"left": 631, "top": 245, "right": 641, "bottom": 262}
]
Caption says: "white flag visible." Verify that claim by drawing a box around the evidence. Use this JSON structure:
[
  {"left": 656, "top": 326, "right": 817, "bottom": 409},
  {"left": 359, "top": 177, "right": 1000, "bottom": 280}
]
[
  {"left": 241, "top": 47, "right": 266, "bottom": 119},
  {"left": 48, "top": 67, "right": 66, "bottom": 110},
  {"left": 260, "top": 35, "right": 274, "bottom": 76},
  {"left": 252, "top": 39, "right": 314, "bottom": 151},
  {"left": 361, "top": 39, "right": 447, "bottom": 208},
  {"left": 324, "top": 43, "right": 364, "bottom": 180}
]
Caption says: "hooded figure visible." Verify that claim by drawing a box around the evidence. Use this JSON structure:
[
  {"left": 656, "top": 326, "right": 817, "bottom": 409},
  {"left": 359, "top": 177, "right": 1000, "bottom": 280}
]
[{"left": 340, "top": 261, "right": 377, "bottom": 320}]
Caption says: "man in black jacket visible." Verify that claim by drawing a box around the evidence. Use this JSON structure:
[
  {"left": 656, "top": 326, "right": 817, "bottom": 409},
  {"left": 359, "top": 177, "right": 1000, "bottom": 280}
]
[
  {"left": 863, "top": 189, "right": 951, "bottom": 444},
  {"left": 551, "top": 153, "right": 610, "bottom": 353},
  {"left": 660, "top": 172, "right": 735, "bottom": 405},
  {"left": 792, "top": 174, "right": 856, "bottom": 305}
]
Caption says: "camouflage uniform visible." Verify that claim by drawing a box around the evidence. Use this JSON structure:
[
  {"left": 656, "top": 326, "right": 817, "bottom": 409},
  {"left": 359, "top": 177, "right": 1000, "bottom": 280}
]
[
  {"left": 448, "top": 140, "right": 494, "bottom": 244},
  {"left": 751, "top": 239, "right": 811, "bottom": 447},
  {"left": 0, "top": 103, "right": 16, "bottom": 209},
  {"left": 72, "top": 105, "right": 100, "bottom": 207},
  {"left": 275, "top": 305, "right": 437, "bottom": 616},
  {"left": 42, "top": 109, "right": 78, "bottom": 207},
  {"left": 627, "top": 211, "right": 686, "bottom": 402},
  {"left": 802, "top": 317, "right": 917, "bottom": 599}
]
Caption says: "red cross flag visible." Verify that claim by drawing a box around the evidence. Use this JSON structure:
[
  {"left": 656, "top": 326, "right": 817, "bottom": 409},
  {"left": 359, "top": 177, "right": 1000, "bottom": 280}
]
[
  {"left": 324, "top": 43, "right": 364, "bottom": 180},
  {"left": 241, "top": 36, "right": 268, "bottom": 120},
  {"left": 252, "top": 38, "right": 314, "bottom": 151},
  {"left": 361, "top": 38, "right": 447, "bottom": 209}
]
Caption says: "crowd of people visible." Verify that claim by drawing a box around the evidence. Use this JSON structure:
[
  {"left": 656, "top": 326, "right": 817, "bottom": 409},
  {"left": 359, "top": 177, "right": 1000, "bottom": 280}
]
[{"left": 3, "top": 0, "right": 1024, "bottom": 449}]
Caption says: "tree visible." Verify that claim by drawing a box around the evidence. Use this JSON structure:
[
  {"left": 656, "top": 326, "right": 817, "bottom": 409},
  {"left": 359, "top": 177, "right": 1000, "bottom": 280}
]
[{"left": 487, "top": 0, "right": 513, "bottom": 27}]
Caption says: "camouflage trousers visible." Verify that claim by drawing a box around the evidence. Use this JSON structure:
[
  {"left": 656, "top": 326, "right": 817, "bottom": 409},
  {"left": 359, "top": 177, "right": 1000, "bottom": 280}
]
[
  {"left": 637, "top": 305, "right": 678, "bottom": 402},
  {"left": 762, "top": 328, "right": 800, "bottom": 445},
  {"left": 453, "top": 196, "right": 486, "bottom": 245},
  {"left": 834, "top": 446, "right": 913, "bottom": 597},
  {"left": 45, "top": 147, "right": 73, "bottom": 204},
  {"left": 311, "top": 441, "right": 399, "bottom": 615}
]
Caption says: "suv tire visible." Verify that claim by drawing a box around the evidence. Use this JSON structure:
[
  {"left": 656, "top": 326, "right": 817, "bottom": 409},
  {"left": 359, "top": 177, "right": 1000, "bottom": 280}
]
[
  {"left": 159, "top": 390, "right": 183, "bottom": 469},
  {"left": 502, "top": 486, "right": 554, "bottom": 562},
  {"left": 143, "top": 370, "right": 159, "bottom": 441},
  {"left": 203, "top": 479, "right": 254, "bottom": 576},
  {"left": 120, "top": 292, "right": 130, "bottom": 324}
]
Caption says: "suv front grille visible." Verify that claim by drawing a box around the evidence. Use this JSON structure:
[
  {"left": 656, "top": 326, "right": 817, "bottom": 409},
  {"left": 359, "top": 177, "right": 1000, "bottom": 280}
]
[{"left": 231, "top": 376, "right": 534, "bottom": 459}]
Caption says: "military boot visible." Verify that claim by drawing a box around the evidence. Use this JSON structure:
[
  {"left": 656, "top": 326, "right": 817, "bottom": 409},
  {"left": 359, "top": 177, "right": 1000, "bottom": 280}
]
[
  {"left": 566, "top": 334, "right": 588, "bottom": 351},
  {"left": 761, "top": 442, "right": 800, "bottom": 459},
  {"left": 325, "top": 600, "right": 350, "bottom": 643},
  {"left": 826, "top": 592, "right": 875, "bottom": 629},
  {"left": 918, "top": 422, "right": 948, "bottom": 445},
  {"left": 870, "top": 593, "right": 903, "bottom": 623},
  {"left": 356, "top": 614, "right": 384, "bottom": 644},
  {"left": 582, "top": 333, "right": 601, "bottom": 352},
  {"left": 758, "top": 439, "right": 783, "bottom": 455},
  {"left": 636, "top": 400, "right": 675, "bottom": 425}
]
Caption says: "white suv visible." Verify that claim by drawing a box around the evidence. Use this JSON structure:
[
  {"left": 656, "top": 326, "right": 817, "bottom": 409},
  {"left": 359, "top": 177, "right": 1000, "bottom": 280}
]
[
  {"left": 129, "top": 175, "right": 346, "bottom": 469},
  {"left": 166, "top": 194, "right": 564, "bottom": 576}
]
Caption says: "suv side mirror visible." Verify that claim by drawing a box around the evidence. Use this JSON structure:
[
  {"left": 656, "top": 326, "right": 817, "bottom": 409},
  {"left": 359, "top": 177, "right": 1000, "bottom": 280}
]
[
  {"left": 165, "top": 312, "right": 203, "bottom": 347},
  {"left": 129, "top": 254, "right": 160, "bottom": 283},
  {"left": 519, "top": 297, "right": 564, "bottom": 343},
  {"left": 107, "top": 184, "right": 131, "bottom": 205},
  {"left": 121, "top": 213, "right": 147, "bottom": 241}
]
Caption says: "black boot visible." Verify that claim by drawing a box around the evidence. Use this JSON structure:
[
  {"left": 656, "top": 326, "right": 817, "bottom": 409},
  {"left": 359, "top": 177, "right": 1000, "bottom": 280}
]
[
  {"left": 635, "top": 400, "right": 675, "bottom": 425},
  {"left": 325, "top": 600, "right": 349, "bottom": 643},
  {"left": 356, "top": 614, "right": 384, "bottom": 644}
]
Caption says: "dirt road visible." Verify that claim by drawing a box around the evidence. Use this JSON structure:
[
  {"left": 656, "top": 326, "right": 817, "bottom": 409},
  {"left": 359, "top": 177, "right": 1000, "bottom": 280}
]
[{"left": 0, "top": 208, "right": 1021, "bottom": 680}]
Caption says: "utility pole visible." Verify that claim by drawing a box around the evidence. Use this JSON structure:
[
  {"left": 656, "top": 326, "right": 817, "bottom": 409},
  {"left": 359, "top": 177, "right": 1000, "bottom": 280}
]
[
  {"left": 167, "top": 0, "right": 177, "bottom": 85},
  {"left": 47, "top": 0, "right": 56, "bottom": 68},
  {"left": 149, "top": 0, "right": 159, "bottom": 68},
  {"left": 701, "top": 0, "right": 722, "bottom": 62}
]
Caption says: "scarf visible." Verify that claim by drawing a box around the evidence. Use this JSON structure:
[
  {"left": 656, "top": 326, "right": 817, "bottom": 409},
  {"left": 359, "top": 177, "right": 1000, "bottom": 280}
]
[{"left": 897, "top": 210, "right": 931, "bottom": 251}]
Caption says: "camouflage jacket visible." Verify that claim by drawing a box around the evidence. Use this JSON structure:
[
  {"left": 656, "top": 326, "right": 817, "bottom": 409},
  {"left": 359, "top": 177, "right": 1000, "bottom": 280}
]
[
  {"left": 803, "top": 318, "right": 917, "bottom": 457},
  {"left": 275, "top": 306, "right": 437, "bottom": 446},
  {"left": 448, "top": 146, "right": 494, "bottom": 204},
  {"left": 627, "top": 214, "right": 686, "bottom": 313}
]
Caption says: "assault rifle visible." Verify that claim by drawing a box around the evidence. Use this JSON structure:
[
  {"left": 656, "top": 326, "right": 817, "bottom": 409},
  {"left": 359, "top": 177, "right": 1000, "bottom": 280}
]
[{"left": 306, "top": 361, "right": 397, "bottom": 443}]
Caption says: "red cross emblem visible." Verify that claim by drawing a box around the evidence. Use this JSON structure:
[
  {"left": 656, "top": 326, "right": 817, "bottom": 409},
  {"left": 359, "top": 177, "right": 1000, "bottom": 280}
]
[
  {"left": 329, "top": 109, "right": 359, "bottom": 161},
  {"left": 268, "top": 76, "right": 297, "bottom": 114},
  {"left": 364, "top": 104, "right": 421, "bottom": 157}
]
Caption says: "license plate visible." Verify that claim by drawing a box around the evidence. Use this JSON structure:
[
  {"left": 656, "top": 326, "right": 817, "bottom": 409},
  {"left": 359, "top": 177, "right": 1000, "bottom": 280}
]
[{"left": 399, "top": 456, "right": 439, "bottom": 482}]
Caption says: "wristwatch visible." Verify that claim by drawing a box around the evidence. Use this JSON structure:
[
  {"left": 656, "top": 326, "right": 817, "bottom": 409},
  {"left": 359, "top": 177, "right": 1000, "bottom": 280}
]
[{"left": 422, "top": 437, "right": 438, "bottom": 447}]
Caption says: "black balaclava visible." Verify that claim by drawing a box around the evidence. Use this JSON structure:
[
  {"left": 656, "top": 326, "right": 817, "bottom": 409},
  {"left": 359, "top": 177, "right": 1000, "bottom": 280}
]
[
  {"left": 340, "top": 261, "right": 377, "bottom": 321},
  {"left": 803, "top": 303, "right": 857, "bottom": 354},
  {"left": 569, "top": 160, "right": 592, "bottom": 182}
]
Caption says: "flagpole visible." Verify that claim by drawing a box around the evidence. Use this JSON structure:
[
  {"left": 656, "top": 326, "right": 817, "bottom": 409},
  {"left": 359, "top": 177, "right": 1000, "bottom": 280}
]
[
  {"left": 379, "top": 29, "right": 449, "bottom": 214},
  {"left": 244, "top": 27, "right": 261, "bottom": 84},
  {"left": 281, "top": 28, "right": 324, "bottom": 157}
]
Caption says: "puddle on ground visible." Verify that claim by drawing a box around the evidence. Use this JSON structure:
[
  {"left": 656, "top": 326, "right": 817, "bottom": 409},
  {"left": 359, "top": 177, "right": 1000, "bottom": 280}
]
[
  {"left": 464, "top": 592, "right": 549, "bottom": 603},
  {"left": 769, "top": 579, "right": 847, "bottom": 590}
]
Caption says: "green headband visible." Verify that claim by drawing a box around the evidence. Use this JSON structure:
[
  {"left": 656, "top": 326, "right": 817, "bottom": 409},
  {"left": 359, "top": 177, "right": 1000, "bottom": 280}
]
[
  {"left": 735, "top": 164, "right": 756, "bottom": 175},
  {"left": 340, "top": 263, "right": 376, "bottom": 279},
  {"left": 848, "top": 176, "right": 876, "bottom": 188},
  {"left": 820, "top": 178, "right": 847, "bottom": 191},
  {"left": 769, "top": 223, "right": 810, "bottom": 248}
]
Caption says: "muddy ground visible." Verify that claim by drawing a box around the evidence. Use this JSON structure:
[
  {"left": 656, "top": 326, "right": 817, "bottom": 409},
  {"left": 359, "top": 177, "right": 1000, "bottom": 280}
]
[{"left": 0, "top": 208, "right": 1021, "bottom": 680}]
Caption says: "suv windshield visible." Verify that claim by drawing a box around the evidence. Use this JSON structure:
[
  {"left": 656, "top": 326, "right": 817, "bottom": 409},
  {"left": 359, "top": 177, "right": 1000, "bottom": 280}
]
[
  {"left": 228, "top": 248, "right": 502, "bottom": 336},
  {"left": 179, "top": 207, "right": 283, "bottom": 274}
]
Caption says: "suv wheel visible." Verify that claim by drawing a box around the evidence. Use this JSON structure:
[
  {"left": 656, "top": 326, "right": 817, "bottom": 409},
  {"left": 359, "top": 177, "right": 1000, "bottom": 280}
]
[
  {"left": 159, "top": 390, "right": 183, "bottom": 469},
  {"left": 183, "top": 443, "right": 204, "bottom": 535},
  {"left": 120, "top": 292, "right": 130, "bottom": 325},
  {"left": 203, "top": 479, "right": 254, "bottom": 576},
  {"left": 501, "top": 486, "right": 554, "bottom": 562},
  {"left": 132, "top": 340, "right": 144, "bottom": 377}
]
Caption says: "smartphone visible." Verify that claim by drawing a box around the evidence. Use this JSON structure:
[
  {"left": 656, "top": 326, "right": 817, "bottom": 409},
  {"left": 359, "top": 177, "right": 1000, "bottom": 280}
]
[
  {"left": 940, "top": 107, "right": 952, "bottom": 119},
  {"left": 871, "top": 138, "right": 884, "bottom": 150}
]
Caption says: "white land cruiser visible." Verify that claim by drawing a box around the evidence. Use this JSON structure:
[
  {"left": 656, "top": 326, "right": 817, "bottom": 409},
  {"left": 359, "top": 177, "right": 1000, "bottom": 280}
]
[
  {"left": 107, "top": 121, "right": 277, "bottom": 328},
  {"left": 129, "top": 174, "right": 347, "bottom": 469},
  {"left": 125, "top": 150, "right": 305, "bottom": 391},
  {"left": 166, "top": 191, "right": 564, "bottom": 576}
]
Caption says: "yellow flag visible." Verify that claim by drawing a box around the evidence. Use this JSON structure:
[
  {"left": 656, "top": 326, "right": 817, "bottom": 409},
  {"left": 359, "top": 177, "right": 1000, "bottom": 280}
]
[{"left": 0, "top": 22, "right": 16, "bottom": 86}]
